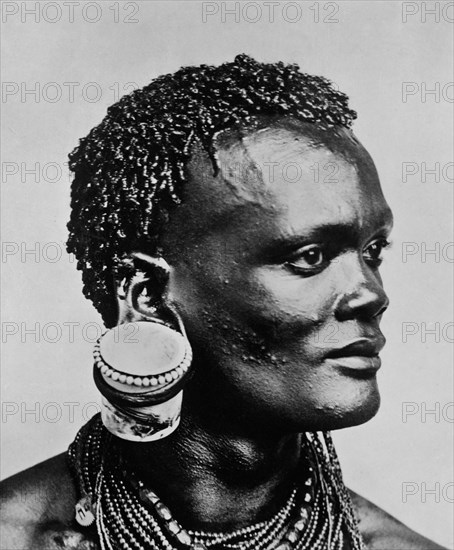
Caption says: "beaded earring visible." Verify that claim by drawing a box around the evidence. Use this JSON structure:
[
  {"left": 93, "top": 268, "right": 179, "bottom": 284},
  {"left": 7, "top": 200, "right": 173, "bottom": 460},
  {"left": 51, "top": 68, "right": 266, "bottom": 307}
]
[{"left": 93, "top": 309, "right": 193, "bottom": 442}]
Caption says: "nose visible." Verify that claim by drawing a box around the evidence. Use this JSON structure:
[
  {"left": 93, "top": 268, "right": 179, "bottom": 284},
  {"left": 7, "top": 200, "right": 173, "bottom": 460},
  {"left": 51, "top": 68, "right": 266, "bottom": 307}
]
[{"left": 334, "top": 253, "right": 389, "bottom": 322}]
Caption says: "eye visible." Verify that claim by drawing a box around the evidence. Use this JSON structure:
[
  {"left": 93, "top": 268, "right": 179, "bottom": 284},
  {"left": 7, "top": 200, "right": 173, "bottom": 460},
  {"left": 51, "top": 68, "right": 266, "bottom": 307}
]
[
  {"left": 286, "top": 244, "right": 326, "bottom": 275},
  {"left": 363, "top": 238, "right": 391, "bottom": 267}
]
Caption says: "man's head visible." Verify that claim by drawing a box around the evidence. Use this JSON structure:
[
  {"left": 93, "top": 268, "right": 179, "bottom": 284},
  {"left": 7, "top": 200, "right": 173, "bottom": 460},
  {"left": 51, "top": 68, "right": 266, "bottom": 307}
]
[
  {"left": 67, "top": 54, "right": 356, "bottom": 327},
  {"left": 68, "top": 55, "right": 392, "bottom": 432}
]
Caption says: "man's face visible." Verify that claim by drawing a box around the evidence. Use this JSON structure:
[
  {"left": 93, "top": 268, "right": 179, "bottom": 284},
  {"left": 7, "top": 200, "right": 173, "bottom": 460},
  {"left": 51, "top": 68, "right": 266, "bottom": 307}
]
[{"left": 163, "top": 120, "right": 393, "bottom": 434}]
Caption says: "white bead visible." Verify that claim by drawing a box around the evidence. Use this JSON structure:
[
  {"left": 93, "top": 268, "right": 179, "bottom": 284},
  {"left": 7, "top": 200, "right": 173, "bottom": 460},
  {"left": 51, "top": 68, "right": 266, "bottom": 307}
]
[
  {"left": 176, "top": 529, "right": 192, "bottom": 545},
  {"left": 111, "top": 371, "right": 120, "bottom": 381}
]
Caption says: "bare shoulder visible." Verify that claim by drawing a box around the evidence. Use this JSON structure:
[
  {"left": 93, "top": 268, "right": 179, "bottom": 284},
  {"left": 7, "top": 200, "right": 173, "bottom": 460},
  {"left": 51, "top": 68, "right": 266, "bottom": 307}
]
[
  {"left": 350, "top": 489, "right": 448, "bottom": 550},
  {"left": 1, "top": 460, "right": 448, "bottom": 550},
  {"left": 0, "top": 453, "right": 97, "bottom": 549}
]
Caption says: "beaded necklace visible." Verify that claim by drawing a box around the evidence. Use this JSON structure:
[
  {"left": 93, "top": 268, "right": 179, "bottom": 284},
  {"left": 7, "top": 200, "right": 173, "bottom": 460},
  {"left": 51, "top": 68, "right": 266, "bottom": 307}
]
[{"left": 67, "top": 415, "right": 365, "bottom": 550}]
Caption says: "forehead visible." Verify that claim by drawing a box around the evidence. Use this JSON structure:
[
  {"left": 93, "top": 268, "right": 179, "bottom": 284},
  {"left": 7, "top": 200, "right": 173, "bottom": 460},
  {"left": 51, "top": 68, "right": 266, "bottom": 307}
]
[{"left": 165, "top": 123, "right": 392, "bottom": 251}]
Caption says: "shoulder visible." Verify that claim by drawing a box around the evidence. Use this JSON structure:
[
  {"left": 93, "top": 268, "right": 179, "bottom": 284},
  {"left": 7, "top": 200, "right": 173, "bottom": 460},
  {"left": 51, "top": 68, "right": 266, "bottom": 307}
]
[
  {"left": 1, "top": 461, "right": 448, "bottom": 550},
  {"left": 0, "top": 453, "right": 97, "bottom": 549},
  {"left": 350, "top": 490, "right": 448, "bottom": 550}
]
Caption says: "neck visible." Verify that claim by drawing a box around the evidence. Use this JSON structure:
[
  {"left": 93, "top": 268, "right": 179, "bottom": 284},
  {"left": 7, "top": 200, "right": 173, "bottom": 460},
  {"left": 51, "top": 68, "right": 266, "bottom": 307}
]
[{"left": 119, "top": 405, "right": 304, "bottom": 531}]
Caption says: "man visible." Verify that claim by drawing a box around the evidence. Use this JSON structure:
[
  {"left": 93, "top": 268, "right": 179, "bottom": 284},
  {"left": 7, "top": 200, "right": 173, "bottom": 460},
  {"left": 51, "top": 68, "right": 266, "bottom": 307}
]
[{"left": 0, "top": 55, "right": 446, "bottom": 550}]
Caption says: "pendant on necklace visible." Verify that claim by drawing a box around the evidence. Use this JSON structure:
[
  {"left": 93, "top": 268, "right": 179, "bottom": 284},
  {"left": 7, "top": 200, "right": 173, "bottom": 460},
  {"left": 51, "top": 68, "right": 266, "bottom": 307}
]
[{"left": 75, "top": 494, "right": 96, "bottom": 527}]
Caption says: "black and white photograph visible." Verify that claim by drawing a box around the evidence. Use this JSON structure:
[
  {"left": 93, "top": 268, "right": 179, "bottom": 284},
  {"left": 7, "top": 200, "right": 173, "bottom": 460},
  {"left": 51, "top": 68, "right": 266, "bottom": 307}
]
[{"left": 1, "top": 1, "right": 453, "bottom": 549}]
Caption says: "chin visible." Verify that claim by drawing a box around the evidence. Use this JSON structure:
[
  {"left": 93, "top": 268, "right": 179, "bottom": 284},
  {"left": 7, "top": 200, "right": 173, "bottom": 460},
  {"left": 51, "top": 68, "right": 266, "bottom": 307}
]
[
  {"left": 328, "top": 386, "right": 381, "bottom": 431},
  {"left": 301, "top": 379, "right": 382, "bottom": 432}
]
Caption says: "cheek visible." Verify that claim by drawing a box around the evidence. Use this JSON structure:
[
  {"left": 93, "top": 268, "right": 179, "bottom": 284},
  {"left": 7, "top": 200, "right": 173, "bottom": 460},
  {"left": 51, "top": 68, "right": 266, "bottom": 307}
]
[
  {"left": 242, "top": 267, "right": 336, "bottom": 336},
  {"left": 170, "top": 256, "right": 337, "bottom": 361}
]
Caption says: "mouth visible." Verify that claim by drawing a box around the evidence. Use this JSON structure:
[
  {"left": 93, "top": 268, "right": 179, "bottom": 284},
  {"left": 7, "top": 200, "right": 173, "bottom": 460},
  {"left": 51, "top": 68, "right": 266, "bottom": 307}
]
[
  {"left": 324, "top": 338, "right": 384, "bottom": 378},
  {"left": 325, "top": 356, "right": 381, "bottom": 379}
]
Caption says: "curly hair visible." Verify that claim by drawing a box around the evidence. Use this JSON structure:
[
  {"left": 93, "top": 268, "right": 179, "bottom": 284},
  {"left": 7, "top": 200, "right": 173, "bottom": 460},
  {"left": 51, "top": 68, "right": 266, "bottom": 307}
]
[{"left": 67, "top": 54, "right": 357, "bottom": 327}]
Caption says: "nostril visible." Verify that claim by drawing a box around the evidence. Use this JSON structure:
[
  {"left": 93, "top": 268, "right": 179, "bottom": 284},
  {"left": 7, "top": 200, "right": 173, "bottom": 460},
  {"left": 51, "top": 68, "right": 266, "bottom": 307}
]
[{"left": 374, "top": 304, "right": 388, "bottom": 318}]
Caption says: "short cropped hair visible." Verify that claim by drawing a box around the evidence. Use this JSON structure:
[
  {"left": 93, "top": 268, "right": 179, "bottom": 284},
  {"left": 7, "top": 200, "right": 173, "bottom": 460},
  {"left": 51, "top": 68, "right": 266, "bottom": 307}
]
[{"left": 67, "top": 54, "right": 356, "bottom": 327}]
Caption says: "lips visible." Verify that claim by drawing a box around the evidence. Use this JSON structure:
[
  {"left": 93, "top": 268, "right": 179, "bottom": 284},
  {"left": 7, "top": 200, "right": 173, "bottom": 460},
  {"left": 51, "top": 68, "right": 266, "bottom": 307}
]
[
  {"left": 325, "top": 337, "right": 385, "bottom": 359},
  {"left": 324, "top": 337, "right": 385, "bottom": 377}
]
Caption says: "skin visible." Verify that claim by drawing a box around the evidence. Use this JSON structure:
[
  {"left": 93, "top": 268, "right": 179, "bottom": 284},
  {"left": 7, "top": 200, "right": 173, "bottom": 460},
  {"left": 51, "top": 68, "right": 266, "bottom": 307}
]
[{"left": 0, "top": 119, "right": 447, "bottom": 549}]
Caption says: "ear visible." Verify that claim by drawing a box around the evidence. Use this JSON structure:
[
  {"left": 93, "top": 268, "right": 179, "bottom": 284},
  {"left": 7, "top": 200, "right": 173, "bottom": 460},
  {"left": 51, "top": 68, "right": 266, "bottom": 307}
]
[{"left": 115, "top": 252, "right": 172, "bottom": 324}]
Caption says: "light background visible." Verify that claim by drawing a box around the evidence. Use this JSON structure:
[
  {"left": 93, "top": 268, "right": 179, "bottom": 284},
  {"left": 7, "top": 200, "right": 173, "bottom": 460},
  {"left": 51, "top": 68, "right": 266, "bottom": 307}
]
[{"left": 1, "top": 1, "right": 453, "bottom": 548}]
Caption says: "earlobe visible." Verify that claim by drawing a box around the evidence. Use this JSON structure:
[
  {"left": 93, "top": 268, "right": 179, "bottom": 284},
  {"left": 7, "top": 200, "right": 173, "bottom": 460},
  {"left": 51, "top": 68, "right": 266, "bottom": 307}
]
[{"left": 94, "top": 252, "right": 193, "bottom": 443}]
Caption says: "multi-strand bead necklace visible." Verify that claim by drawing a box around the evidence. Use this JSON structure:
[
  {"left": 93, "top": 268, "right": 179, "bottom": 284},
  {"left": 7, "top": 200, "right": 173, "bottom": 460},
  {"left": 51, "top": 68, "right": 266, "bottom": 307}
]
[{"left": 67, "top": 415, "right": 365, "bottom": 550}]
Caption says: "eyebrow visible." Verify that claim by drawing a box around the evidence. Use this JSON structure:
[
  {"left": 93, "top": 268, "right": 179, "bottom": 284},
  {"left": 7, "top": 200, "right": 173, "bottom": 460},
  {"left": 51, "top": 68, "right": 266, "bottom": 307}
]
[{"left": 263, "top": 214, "right": 394, "bottom": 258}]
